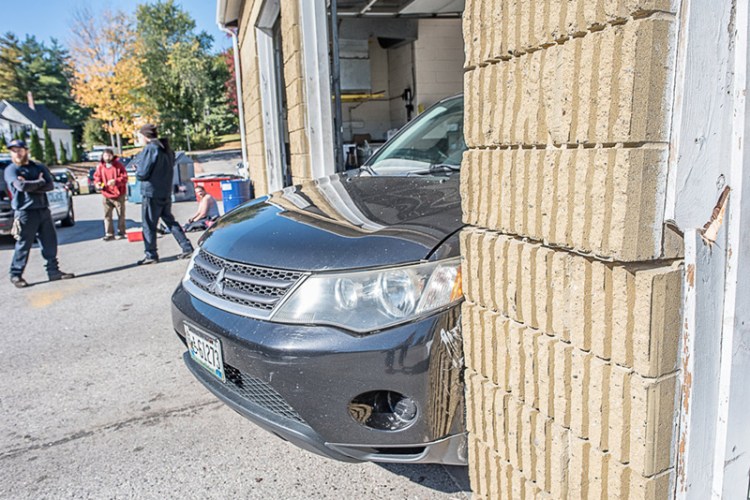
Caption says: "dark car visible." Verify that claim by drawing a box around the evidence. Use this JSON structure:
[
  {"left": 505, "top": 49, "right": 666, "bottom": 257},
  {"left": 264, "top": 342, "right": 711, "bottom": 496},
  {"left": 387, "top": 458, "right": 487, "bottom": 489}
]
[
  {"left": 51, "top": 168, "right": 80, "bottom": 195},
  {"left": 171, "top": 96, "right": 467, "bottom": 464}
]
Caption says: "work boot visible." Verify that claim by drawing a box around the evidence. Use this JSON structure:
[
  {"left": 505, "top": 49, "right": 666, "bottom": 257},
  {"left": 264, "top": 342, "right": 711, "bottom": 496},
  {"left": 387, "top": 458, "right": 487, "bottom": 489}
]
[
  {"left": 10, "top": 276, "right": 28, "bottom": 288},
  {"left": 49, "top": 271, "right": 75, "bottom": 281}
]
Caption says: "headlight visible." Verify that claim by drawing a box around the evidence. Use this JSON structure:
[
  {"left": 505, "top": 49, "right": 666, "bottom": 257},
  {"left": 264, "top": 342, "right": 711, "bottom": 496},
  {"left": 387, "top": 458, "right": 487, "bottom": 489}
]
[{"left": 273, "top": 258, "right": 463, "bottom": 332}]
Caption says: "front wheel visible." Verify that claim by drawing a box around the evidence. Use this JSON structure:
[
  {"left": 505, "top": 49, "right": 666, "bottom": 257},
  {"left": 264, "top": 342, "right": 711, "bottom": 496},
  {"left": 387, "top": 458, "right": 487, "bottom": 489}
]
[{"left": 61, "top": 201, "right": 75, "bottom": 227}]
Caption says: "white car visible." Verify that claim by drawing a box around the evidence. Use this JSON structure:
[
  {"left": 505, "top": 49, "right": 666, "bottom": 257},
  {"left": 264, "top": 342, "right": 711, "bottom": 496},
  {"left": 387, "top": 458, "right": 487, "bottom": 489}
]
[{"left": 47, "top": 182, "right": 75, "bottom": 227}]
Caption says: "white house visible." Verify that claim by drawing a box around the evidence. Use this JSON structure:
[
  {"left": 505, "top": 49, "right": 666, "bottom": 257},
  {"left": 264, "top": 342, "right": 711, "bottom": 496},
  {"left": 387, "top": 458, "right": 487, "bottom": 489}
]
[{"left": 0, "top": 95, "right": 73, "bottom": 160}]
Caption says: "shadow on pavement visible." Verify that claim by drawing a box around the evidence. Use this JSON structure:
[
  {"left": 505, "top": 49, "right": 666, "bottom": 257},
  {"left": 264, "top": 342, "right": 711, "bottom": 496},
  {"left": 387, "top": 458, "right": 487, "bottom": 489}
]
[
  {"left": 56, "top": 219, "right": 142, "bottom": 245},
  {"left": 377, "top": 463, "right": 471, "bottom": 495}
]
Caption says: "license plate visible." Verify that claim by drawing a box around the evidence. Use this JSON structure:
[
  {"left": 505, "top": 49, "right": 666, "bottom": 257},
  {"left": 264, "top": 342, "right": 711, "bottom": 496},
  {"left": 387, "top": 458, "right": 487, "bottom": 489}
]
[{"left": 185, "top": 323, "right": 225, "bottom": 382}]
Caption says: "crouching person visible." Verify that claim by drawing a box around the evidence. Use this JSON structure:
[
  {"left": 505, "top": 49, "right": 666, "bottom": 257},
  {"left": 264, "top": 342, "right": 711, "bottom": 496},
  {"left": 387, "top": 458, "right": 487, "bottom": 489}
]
[
  {"left": 5, "top": 140, "right": 74, "bottom": 288},
  {"left": 183, "top": 184, "right": 220, "bottom": 232}
]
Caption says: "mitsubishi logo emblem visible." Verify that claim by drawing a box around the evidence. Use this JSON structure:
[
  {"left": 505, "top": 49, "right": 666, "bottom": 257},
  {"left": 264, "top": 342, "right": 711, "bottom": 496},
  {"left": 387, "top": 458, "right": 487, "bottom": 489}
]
[{"left": 209, "top": 267, "right": 226, "bottom": 295}]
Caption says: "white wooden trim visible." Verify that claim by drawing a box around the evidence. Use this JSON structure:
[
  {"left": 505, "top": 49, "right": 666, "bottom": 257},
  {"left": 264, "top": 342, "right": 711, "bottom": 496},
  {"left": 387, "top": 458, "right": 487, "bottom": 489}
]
[
  {"left": 298, "top": 0, "right": 335, "bottom": 179},
  {"left": 675, "top": 229, "right": 725, "bottom": 500},
  {"left": 712, "top": 0, "right": 750, "bottom": 497},
  {"left": 255, "top": 0, "right": 284, "bottom": 193}
]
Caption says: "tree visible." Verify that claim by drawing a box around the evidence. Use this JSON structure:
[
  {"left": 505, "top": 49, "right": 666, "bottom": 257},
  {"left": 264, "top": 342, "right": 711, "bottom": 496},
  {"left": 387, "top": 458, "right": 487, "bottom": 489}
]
[
  {"left": 135, "top": 1, "right": 226, "bottom": 148},
  {"left": 82, "top": 117, "right": 106, "bottom": 149},
  {"left": 59, "top": 140, "right": 68, "bottom": 164},
  {"left": 70, "top": 8, "right": 155, "bottom": 152},
  {"left": 0, "top": 33, "right": 85, "bottom": 130},
  {"left": 42, "top": 121, "right": 57, "bottom": 165},
  {"left": 70, "top": 138, "right": 81, "bottom": 163},
  {"left": 29, "top": 129, "right": 42, "bottom": 160},
  {"left": 0, "top": 134, "right": 6, "bottom": 152}
]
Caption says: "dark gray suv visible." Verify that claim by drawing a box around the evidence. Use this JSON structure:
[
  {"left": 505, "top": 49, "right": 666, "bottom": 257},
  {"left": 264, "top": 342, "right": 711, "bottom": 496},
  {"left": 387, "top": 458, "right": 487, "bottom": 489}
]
[{"left": 171, "top": 96, "right": 467, "bottom": 464}]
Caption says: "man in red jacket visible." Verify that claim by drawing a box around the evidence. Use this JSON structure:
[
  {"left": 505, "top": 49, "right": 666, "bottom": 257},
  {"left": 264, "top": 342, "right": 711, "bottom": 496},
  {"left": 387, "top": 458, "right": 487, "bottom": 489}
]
[{"left": 94, "top": 148, "right": 128, "bottom": 240}]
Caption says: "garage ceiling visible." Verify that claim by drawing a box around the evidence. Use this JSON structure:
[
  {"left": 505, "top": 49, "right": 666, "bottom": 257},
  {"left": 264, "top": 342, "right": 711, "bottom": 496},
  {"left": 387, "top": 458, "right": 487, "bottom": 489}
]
[{"left": 336, "top": 0, "right": 464, "bottom": 17}]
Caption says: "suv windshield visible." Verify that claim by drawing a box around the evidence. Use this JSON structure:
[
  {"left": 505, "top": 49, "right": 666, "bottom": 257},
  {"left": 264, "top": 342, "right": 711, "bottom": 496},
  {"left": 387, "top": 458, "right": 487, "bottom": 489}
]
[{"left": 365, "top": 96, "right": 465, "bottom": 175}]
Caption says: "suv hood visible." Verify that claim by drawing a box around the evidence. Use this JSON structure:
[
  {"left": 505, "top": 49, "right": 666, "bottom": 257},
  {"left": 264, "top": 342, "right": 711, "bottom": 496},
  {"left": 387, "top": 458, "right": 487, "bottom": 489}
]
[{"left": 199, "top": 172, "right": 463, "bottom": 271}]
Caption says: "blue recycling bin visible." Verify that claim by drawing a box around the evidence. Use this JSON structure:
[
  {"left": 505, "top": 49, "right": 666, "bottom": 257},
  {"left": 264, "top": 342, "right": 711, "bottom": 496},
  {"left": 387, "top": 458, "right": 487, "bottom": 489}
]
[
  {"left": 127, "top": 170, "right": 143, "bottom": 204},
  {"left": 220, "top": 179, "right": 253, "bottom": 213}
]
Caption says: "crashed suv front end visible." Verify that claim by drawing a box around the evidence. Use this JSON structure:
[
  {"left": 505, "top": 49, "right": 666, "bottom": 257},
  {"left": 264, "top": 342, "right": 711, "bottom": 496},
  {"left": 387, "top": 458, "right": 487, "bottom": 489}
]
[{"left": 171, "top": 96, "right": 468, "bottom": 464}]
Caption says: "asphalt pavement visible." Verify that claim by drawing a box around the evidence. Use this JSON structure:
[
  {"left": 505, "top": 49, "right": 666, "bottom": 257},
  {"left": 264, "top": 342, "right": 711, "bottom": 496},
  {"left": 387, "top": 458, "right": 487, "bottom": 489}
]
[{"left": 0, "top": 180, "right": 471, "bottom": 499}]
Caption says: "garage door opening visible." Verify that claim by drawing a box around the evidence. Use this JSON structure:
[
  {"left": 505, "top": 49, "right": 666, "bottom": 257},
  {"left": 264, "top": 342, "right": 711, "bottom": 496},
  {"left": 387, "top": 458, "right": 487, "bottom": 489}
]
[{"left": 328, "top": 1, "right": 466, "bottom": 171}]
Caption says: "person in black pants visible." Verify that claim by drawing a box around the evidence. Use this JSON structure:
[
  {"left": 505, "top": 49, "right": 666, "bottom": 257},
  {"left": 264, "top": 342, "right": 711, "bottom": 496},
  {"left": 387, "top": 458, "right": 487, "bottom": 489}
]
[
  {"left": 5, "top": 140, "right": 74, "bottom": 288},
  {"left": 134, "top": 124, "right": 194, "bottom": 265}
]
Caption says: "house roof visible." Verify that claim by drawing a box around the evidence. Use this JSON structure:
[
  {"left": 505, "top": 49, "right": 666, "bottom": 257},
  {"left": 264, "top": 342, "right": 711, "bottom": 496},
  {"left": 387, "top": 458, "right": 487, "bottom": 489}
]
[{"left": 0, "top": 100, "right": 72, "bottom": 130}]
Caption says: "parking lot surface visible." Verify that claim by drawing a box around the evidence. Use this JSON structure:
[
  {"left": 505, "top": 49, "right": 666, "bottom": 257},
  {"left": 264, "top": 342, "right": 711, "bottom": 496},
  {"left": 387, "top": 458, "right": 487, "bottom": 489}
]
[{"left": 0, "top": 182, "right": 470, "bottom": 499}]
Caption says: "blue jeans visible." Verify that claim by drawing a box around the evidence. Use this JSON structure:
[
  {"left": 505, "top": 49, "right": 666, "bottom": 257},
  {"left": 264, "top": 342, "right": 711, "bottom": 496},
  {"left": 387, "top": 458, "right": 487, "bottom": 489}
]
[
  {"left": 10, "top": 209, "right": 60, "bottom": 277},
  {"left": 141, "top": 196, "right": 193, "bottom": 260}
]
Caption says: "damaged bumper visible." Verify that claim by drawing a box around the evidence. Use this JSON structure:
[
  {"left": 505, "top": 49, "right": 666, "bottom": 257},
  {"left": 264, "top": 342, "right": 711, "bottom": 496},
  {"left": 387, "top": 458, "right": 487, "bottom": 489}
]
[{"left": 171, "top": 283, "right": 467, "bottom": 465}]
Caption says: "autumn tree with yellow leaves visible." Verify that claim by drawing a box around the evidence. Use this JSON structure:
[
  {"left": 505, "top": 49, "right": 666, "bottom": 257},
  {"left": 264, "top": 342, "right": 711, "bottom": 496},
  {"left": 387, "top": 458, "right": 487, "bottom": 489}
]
[{"left": 70, "top": 8, "right": 156, "bottom": 153}]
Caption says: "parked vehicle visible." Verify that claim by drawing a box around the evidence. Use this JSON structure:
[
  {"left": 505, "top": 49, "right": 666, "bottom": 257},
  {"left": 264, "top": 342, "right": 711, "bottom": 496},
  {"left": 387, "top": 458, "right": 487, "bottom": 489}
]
[
  {"left": 86, "top": 168, "right": 97, "bottom": 194},
  {"left": 86, "top": 145, "right": 108, "bottom": 162},
  {"left": 0, "top": 161, "right": 75, "bottom": 235},
  {"left": 171, "top": 96, "right": 467, "bottom": 464},
  {"left": 51, "top": 168, "right": 80, "bottom": 195}
]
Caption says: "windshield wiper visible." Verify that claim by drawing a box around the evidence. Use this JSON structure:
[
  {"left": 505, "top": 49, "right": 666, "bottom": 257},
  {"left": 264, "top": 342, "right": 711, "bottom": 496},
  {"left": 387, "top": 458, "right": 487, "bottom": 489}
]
[{"left": 405, "top": 163, "right": 461, "bottom": 176}]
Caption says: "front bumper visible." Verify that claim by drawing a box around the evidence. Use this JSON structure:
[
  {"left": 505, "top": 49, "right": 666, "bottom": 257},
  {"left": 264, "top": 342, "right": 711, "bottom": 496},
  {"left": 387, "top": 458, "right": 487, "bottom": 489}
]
[{"left": 171, "top": 283, "right": 466, "bottom": 464}]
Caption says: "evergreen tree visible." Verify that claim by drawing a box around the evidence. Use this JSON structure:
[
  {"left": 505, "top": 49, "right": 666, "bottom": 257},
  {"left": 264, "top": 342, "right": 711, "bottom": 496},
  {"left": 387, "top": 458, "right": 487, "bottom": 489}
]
[
  {"left": 70, "top": 138, "right": 80, "bottom": 163},
  {"left": 0, "top": 134, "right": 6, "bottom": 151},
  {"left": 42, "top": 121, "right": 57, "bottom": 165},
  {"left": 59, "top": 140, "right": 68, "bottom": 164},
  {"left": 29, "top": 129, "right": 42, "bottom": 160}
]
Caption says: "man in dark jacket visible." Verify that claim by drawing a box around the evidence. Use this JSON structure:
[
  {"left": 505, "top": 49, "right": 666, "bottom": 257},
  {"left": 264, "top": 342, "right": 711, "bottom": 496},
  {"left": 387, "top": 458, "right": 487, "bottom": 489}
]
[
  {"left": 5, "top": 139, "right": 74, "bottom": 288},
  {"left": 134, "top": 124, "right": 193, "bottom": 265}
]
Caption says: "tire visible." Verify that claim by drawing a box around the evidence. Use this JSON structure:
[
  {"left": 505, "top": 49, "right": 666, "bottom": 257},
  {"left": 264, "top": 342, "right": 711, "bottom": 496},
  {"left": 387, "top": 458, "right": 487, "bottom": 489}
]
[{"left": 61, "top": 200, "right": 75, "bottom": 227}]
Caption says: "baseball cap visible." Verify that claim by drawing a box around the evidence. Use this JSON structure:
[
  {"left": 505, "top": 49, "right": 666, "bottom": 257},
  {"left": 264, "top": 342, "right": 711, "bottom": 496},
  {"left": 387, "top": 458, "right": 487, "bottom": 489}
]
[{"left": 8, "top": 139, "right": 28, "bottom": 149}]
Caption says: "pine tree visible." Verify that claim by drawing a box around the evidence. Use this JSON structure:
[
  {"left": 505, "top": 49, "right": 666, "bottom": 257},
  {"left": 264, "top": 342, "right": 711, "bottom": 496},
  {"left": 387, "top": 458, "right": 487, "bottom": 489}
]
[
  {"left": 59, "top": 140, "right": 68, "bottom": 164},
  {"left": 42, "top": 121, "right": 57, "bottom": 165},
  {"left": 70, "top": 138, "right": 80, "bottom": 163},
  {"left": 29, "top": 129, "right": 42, "bottom": 160},
  {"left": 0, "top": 135, "right": 6, "bottom": 152}
]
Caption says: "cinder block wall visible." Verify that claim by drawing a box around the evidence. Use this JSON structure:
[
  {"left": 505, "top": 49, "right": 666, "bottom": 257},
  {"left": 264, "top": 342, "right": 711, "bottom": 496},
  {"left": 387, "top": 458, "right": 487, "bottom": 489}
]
[
  {"left": 280, "top": 0, "right": 313, "bottom": 185},
  {"left": 238, "top": 0, "right": 269, "bottom": 196},
  {"left": 460, "top": 1, "right": 684, "bottom": 498}
]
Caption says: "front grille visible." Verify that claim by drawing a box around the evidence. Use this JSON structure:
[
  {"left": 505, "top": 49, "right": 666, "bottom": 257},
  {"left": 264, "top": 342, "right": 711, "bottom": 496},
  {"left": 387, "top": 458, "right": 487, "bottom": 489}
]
[
  {"left": 189, "top": 249, "right": 304, "bottom": 313},
  {"left": 224, "top": 364, "right": 305, "bottom": 423}
]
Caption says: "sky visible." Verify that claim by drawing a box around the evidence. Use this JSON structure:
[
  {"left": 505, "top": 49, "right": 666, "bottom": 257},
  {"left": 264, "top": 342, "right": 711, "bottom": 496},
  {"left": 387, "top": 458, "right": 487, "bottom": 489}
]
[{"left": 0, "top": 0, "right": 231, "bottom": 52}]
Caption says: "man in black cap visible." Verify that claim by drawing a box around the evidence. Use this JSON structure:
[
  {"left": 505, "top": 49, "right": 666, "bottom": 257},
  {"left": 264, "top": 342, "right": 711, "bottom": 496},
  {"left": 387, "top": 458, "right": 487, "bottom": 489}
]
[
  {"left": 134, "top": 124, "right": 193, "bottom": 264},
  {"left": 4, "top": 139, "right": 74, "bottom": 288}
]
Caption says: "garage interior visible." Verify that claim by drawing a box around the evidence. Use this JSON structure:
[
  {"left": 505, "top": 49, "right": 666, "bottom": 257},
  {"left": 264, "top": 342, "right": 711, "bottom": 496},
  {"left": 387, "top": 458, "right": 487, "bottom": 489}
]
[{"left": 328, "top": 0, "right": 465, "bottom": 170}]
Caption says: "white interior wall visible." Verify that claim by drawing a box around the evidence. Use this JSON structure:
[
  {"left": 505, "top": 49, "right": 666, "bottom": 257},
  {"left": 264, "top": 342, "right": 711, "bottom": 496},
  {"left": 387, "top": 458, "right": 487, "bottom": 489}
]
[
  {"left": 413, "top": 18, "right": 464, "bottom": 111},
  {"left": 342, "top": 39, "right": 392, "bottom": 142}
]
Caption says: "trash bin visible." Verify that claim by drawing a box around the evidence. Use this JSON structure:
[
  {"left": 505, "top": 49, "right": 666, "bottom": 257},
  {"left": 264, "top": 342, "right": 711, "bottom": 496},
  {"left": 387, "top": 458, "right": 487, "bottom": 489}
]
[
  {"left": 191, "top": 176, "right": 236, "bottom": 201},
  {"left": 221, "top": 179, "right": 254, "bottom": 213},
  {"left": 127, "top": 171, "right": 142, "bottom": 204}
]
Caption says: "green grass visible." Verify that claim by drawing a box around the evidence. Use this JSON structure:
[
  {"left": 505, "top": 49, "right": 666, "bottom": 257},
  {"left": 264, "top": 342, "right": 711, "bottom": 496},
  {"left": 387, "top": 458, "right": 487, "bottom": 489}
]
[{"left": 217, "top": 133, "right": 240, "bottom": 144}]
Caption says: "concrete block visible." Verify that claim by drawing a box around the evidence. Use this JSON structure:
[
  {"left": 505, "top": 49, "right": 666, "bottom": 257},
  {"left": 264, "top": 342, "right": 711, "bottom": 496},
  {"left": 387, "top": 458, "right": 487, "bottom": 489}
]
[
  {"left": 570, "top": 349, "right": 591, "bottom": 439},
  {"left": 508, "top": 321, "right": 526, "bottom": 400},
  {"left": 553, "top": 341, "right": 573, "bottom": 427},
  {"left": 629, "top": 373, "right": 678, "bottom": 476},
  {"left": 568, "top": 436, "right": 590, "bottom": 499},
  {"left": 632, "top": 263, "right": 683, "bottom": 377},
  {"left": 523, "top": 328, "right": 542, "bottom": 409},
  {"left": 568, "top": 256, "right": 592, "bottom": 352},
  {"left": 608, "top": 365, "right": 632, "bottom": 464},
  {"left": 550, "top": 250, "right": 570, "bottom": 341},
  {"left": 590, "top": 260, "right": 613, "bottom": 361},
  {"left": 536, "top": 333, "right": 555, "bottom": 418},
  {"left": 506, "top": 239, "right": 524, "bottom": 322},
  {"left": 549, "top": 422, "right": 570, "bottom": 499},
  {"left": 589, "top": 356, "right": 612, "bottom": 452},
  {"left": 494, "top": 314, "right": 511, "bottom": 391},
  {"left": 611, "top": 265, "right": 635, "bottom": 368},
  {"left": 629, "top": 469, "right": 673, "bottom": 500},
  {"left": 535, "top": 247, "right": 554, "bottom": 334}
]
